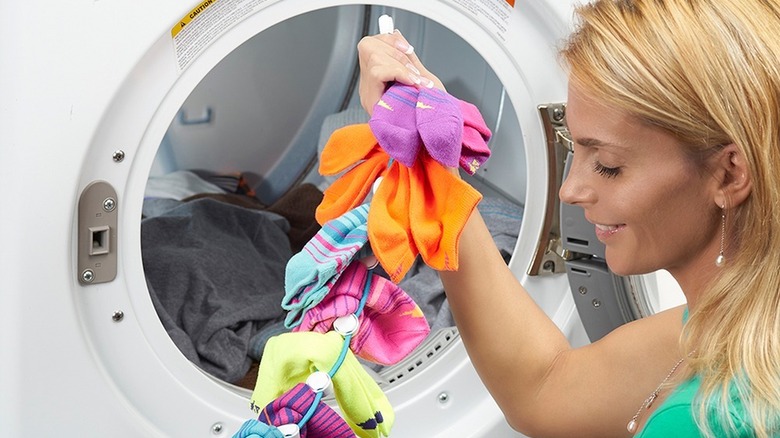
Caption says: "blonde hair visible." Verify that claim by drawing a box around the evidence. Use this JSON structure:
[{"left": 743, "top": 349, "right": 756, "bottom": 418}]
[{"left": 560, "top": 0, "right": 780, "bottom": 436}]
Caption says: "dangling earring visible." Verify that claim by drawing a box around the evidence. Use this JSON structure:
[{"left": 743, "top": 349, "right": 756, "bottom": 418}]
[{"left": 716, "top": 205, "right": 726, "bottom": 267}]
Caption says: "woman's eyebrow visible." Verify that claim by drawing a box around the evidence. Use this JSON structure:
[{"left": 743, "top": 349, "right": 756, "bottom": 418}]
[{"left": 575, "top": 137, "right": 626, "bottom": 149}]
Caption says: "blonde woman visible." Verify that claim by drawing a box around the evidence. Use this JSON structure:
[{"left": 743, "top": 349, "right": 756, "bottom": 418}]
[{"left": 357, "top": 0, "right": 780, "bottom": 436}]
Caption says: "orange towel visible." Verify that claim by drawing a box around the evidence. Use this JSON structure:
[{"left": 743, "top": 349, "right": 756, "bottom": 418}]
[{"left": 317, "top": 123, "right": 482, "bottom": 283}]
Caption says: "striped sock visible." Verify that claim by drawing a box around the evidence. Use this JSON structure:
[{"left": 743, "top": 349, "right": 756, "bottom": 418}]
[
  {"left": 256, "top": 383, "right": 354, "bottom": 437},
  {"left": 282, "top": 204, "right": 370, "bottom": 328},
  {"left": 294, "top": 261, "right": 430, "bottom": 365}
]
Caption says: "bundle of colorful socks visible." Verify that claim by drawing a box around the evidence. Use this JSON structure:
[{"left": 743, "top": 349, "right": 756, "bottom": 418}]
[
  {"left": 293, "top": 260, "right": 430, "bottom": 365},
  {"left": 238, "top": 381, "right": 355, "bottom": 438},
  {"left": 251, "top": 202, "right": 424, "bottom": 437},
  {"left": 241, "top": 84, "right": 493, "bottom": 438},
  {"left": 251, "top": 331, "right": 394, "bottom": 438},
  {"left": 315, "top": 84, "right": 492, "bottom": 282},
  {"left": 254, "top": 383, "right": 354, "bottom": 437},
  {"left": 316, "top": 124, "right": 483, "bottom": 283}
]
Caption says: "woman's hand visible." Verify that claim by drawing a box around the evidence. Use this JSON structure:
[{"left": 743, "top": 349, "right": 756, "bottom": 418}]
[{"left": 357, "top": 30, "right": 444, "bottom": 115}]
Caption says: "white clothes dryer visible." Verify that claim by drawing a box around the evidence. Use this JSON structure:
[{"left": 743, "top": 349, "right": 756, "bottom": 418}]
[{"left": 0, "top": 1, "right": 684, "bottom": 437}]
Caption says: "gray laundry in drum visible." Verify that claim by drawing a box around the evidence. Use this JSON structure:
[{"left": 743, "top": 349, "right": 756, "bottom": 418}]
[{"left": 141, "top": 197, "right": 292, "bottom": 383}]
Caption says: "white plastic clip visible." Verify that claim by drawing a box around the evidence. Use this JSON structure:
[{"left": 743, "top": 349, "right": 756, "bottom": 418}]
[
  {"left": 372, "top": 176, "right": 383, "bottom": 195},
  {"left": 277, "top": 424, "right": 301, "bottom": 438},
  {"left": 334, "top": 314, "right": 360, "bottom": 337},
  {"left": 306, "top": 370, "right": 333, "bottom": 396},
  {"left": 378, "top": 15, "right": 394, "bottom": 35},
  {"left": 360, "top": 254, "right": 379, "bottom": 270}
]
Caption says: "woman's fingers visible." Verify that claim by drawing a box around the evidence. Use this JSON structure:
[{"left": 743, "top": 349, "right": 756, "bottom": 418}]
[
  {"left": 384, "top": 30, "right": 444, "bottom": 90},
  {"left": 392, "top": 31, "right": 445, "bottom": 91},
  {"left": 357, "top": 35, "right": 417, "bottom": 114},
  {"left": 357, "top": 32, "right": 440, "bottom": 115}
]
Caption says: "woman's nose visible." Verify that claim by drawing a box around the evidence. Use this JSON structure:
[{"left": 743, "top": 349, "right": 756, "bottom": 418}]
[{"left": 559, "top": 155, "right": 594, "bottom": 206}]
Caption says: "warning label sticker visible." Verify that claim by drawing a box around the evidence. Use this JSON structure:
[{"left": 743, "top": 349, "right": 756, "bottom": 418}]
[
  {"left": 446, "top": 0, "right": 514, "bottom": 43},
  {"left": 171, "top": 0, "right": 279, "bottom": 72}
]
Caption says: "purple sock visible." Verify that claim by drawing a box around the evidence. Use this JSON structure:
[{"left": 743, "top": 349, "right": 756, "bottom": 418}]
[
  {"left": 368, "top": 84, "right": 423, "bottom": 167},
  {"left": 256, "top": 383, "right": 354, "bottom": 438},
  {"left": 415, "top": 87, "right": 463, "bottom": 168}
]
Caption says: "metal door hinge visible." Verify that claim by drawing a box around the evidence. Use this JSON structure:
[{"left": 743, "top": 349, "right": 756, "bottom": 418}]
[{"left": 528, "top": 103, "right": 572, "bottom": 276}]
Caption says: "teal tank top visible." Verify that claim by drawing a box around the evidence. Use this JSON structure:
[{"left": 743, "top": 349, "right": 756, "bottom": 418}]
[{"left": 635, "top": 309, "right": 752, "bottom": 437}]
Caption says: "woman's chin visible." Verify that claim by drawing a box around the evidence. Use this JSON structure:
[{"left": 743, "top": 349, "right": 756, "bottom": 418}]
[{"left": 604, "top": 253, "right": 655, "bottom": 277}]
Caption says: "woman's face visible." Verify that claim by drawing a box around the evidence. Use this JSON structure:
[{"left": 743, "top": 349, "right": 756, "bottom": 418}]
[{"left": 559, "top": 84, "right": 720, "bottom": 278}]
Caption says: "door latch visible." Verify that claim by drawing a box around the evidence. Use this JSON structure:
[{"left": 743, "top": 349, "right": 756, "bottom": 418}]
[{"left": 77, "top": 181, "right": 118, "bottom": 284}]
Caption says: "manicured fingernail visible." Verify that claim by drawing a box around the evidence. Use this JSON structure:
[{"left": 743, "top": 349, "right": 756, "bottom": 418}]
[
  {"left": 406, "top": 63, "right": 420, "bottom": 75},
  {"left": 408, "top": 73, "right": 422, "bottom": 85},
  {"left": 421, "top": 77, "right": 435, "bottom": 88},
  {"left": 396, "top": 40, "right": 414, "bottom": 55}
]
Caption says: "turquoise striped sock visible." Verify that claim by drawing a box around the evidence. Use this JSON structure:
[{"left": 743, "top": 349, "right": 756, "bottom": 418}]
[{"left": 281, "top": 203, "right": 370, "bottom": 328}]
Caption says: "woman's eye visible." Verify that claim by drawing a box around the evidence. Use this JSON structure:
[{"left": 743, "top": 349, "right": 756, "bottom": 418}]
[{"left": 593, "top": 161, "right": 620, "bottom": 178}]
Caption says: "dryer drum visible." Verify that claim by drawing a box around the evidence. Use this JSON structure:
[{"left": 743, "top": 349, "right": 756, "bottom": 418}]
[{"left": 140, "top": 3, "right": 531, "bottom": 421}]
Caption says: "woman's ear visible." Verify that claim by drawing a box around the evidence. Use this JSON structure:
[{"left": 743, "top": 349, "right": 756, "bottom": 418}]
[{"left": 713, "top": 143, "right": 752, "bottom": 208}]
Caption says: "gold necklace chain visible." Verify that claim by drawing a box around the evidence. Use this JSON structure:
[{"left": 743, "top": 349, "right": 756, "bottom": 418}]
[{"left": 626, "top": 356, "right": 686, "bottom": 434}]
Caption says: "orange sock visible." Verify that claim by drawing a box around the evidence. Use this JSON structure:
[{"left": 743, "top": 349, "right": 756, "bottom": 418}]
[
  {"left": 316, "top": 124, "right": 391, "bottom": 225},
  {"left": 319, "top": 124, "right": 379, "bottom": 176},
  {"left": 316, "top": 151, "right": 389, "bottom": 225},
  {"left": 368, "top": 162, "right": 419, "bottom": 283},
  {"left": 316, "top": 123, "right": 481, "bottom": 282},
  {"left": 409, "top": 153, "right": 482, "bottom": 272}
]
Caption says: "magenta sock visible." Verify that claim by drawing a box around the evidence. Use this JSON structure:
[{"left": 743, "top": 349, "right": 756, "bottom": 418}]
[
  {"left": 415, "top": 87, "right": 463, "bottom": 168},
  {"left": 368, "top": 84, "right": 423, "bottom": 167},
  {"left": 295, "top": 261, "right": 430, "bottom": 365},
  {"left": 457, "top": 99, "right": 492, "bottom": 175}
]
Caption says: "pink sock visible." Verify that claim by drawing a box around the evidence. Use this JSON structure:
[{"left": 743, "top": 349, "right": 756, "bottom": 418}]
[
  {"left": 294, "top": 261, "right": 430, "bottom": 365},
  {"left": 457, "top": 99, "right": 492, "bottom": 175}
]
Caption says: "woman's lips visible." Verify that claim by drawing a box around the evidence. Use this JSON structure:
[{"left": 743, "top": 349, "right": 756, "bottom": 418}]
[{"left": 594, "top": 223, "right": 626, "bottom": 240}]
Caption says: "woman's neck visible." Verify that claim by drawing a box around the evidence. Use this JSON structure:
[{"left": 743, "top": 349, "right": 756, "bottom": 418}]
[{"left": 669, "top": 249, "right": 721, "bottom": 312}]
